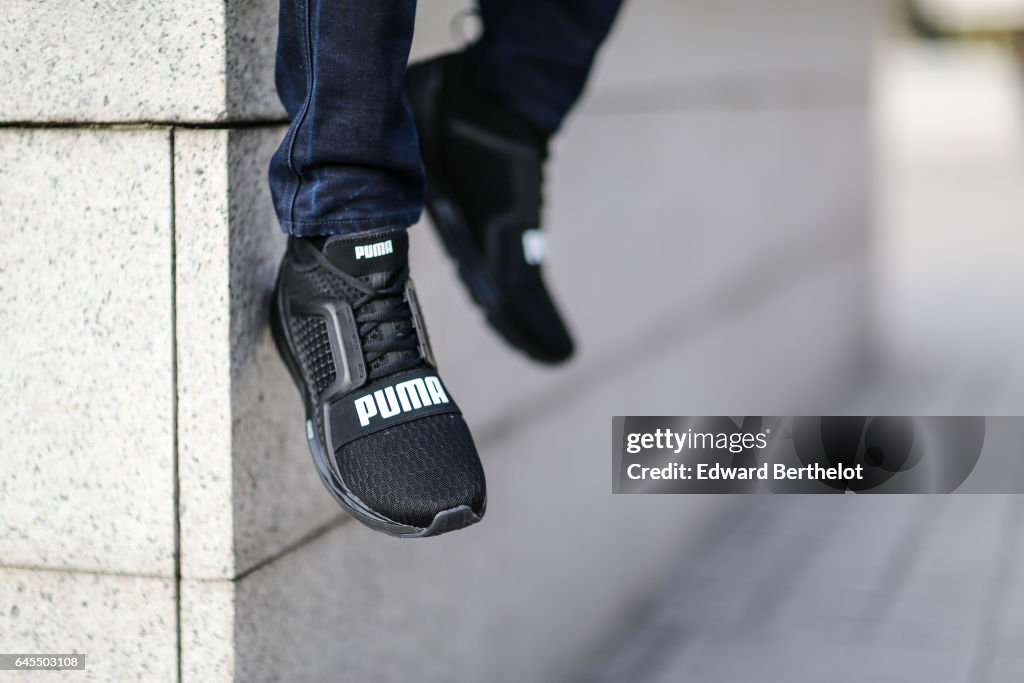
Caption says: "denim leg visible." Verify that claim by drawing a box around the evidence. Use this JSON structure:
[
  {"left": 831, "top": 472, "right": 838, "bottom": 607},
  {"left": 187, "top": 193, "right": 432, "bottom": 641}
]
[
  {"left": 269, "top": 0, "right": 424, "bottom": 236},
  {"left": 473, "top": 0, "right": 625, "bottom": 135}
]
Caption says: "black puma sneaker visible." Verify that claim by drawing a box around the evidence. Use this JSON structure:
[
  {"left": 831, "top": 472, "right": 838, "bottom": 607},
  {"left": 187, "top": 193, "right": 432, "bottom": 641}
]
[
  {"left": 271, "top": 229, "right": 486, "bottom": 537},
  {"left": 406, "top": 51, "right": 575, "bottom": 364}
]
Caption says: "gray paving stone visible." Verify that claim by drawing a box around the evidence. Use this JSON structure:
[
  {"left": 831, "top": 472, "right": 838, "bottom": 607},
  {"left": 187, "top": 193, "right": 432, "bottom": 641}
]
[
  {"left": 0, "top": 567, "right": 177, "bottom": 682},
  {"left": 657, "top": 636, "right": 972, "bottom": 683},
  {"left": 587, "top": 497, "right": 1023, "bottom": 683},
  {"left": 173, "top": 128, "right": 236, "bottom": 579},
  {"left": 0, "top": 129, "right": 176, "bottom": 576},
  {"left": 0, "top": 2, "right": 227, "bottom": 122},
  {"left": 872, "top": 498, "right": 1012, "bottom": 651},
  {"left": 990, "top": 657, "right": 1024, "bottom": 683},
  {"left": 0, "top": 0, "right": 282, "bottom": 123},
  {"left": 225, "top": 0, "right": 282, "bottom": 121},
  {"left": 180, "top": 579, "right": 235, "bottom": 683},
  {"left": 174, "top": 127, "right": 340, "bottom": 580}
]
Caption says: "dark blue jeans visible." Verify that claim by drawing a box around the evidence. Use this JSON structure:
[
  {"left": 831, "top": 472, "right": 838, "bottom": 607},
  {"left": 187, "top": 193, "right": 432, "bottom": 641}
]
[{"left": 268, "top": 0, "right": 623, "bottom": 237}]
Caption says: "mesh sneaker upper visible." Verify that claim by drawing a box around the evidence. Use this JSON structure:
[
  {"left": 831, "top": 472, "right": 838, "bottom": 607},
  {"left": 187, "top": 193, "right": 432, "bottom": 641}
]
[
  {"left": 278, "top": 233, "right": 486, "bottom": 529},
  {"left": 335, "top": 413, "right": 485, "bottom": 528},
  {"left": 290, "top": 315, "right": 336, "bottom": 397}
]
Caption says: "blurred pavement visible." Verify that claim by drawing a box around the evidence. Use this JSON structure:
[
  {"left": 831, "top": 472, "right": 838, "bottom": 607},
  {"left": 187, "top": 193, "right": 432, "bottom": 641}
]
[
  {"left": 583, "top": 496, "right": 1024, "bottom": 683},
  {"left": 582, "top": 38, "right": 1024, "bottom": 682}
]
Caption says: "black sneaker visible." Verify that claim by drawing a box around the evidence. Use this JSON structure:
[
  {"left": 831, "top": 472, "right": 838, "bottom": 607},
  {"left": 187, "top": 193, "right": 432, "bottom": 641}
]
[
  {"left": 271, "top": 229, "right": 486, "bottom": 537},
  {"left": 406, "top": 51, "right": 575, "bottom": 365}
]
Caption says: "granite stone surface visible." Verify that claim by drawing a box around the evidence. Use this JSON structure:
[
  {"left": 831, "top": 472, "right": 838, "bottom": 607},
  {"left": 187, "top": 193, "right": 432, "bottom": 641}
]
[
  {"left": 0, "top": 2, "right": 226, "bottom": 122},
  {"left": 0, "top": 567, "right": 177, "bottom": 682},
  {"left": 174, "top": 127, "right": 339, "bottom": 581},
  {"left": 180, "top": 579, "right": 235, "bottom": 683},
  {"left": 174, "top": 128, "right": 236, "bottom": 579},
  {"left": 224, "top": 127, "right": 342, "bottom": 576},
  {"left": 225, "top": 0, "right": 283, "bottom": 121},
  {"left": 0, "top": 0, "right": 284, "bottom": 123},
  {"left": 0, "top": 128, "right": 176, "bottom": 576}
]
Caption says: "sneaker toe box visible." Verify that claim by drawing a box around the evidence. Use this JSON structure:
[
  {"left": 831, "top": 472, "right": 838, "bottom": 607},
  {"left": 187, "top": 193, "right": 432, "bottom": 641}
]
[{"left": 333, "top": 413, "right": 487, "bottom": 529}]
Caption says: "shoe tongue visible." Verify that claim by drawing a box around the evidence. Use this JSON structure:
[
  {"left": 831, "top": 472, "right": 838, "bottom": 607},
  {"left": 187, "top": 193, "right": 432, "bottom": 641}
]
[
  {"left": 321, "top": 231, "right": 420, "bottom": 379},
  {"left": 322, "top": 231, "right": 408, "bottom": 278}
]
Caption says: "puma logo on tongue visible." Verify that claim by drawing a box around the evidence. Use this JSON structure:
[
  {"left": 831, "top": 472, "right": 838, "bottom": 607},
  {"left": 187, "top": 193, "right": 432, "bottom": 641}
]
[{"left": 354, "top": 240, "right": 394, "bottom": 260}]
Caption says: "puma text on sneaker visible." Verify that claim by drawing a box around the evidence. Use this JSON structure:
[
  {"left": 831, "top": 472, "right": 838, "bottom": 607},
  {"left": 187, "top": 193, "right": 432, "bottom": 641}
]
[
  {"left": 271, "top": 229, "right": 486, "bottom": 537},
  {"left": 354, "top": 239, "right": 394, "bottom": 260},
  {"left": 353, "top": 375, "right": 450, "bottom": 427}
]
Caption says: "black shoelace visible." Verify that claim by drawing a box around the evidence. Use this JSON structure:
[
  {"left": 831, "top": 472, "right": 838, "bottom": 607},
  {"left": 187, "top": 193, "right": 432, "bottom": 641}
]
[
  {"left": 300, "top": 242, "right": 423, "bottom": 381},
  {"left": 349, "top": 265, "right": 423, "bottom": 380}
]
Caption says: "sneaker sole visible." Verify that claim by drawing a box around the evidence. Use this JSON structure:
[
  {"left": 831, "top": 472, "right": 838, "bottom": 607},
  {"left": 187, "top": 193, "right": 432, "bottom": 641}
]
[{"left": 270, "top": 269, "right": 485, "bottom": 538}]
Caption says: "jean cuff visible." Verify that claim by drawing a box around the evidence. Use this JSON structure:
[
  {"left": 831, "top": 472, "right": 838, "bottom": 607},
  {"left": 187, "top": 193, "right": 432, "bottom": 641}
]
[{"left": 278, "top": 210, "right": 421, "bottom": 238}]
